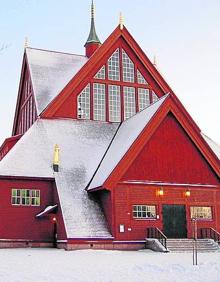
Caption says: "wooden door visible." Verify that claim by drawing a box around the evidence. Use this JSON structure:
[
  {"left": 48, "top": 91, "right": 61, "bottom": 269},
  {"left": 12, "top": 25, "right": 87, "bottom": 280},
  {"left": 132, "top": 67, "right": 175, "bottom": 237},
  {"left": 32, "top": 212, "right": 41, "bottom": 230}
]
[{"left": 162, "top": 205, "right": 187, "bottom": 238}]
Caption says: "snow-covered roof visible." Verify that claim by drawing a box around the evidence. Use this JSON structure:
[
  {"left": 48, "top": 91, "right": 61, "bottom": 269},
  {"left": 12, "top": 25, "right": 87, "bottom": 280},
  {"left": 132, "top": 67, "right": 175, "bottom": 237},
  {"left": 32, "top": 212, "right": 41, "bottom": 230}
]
[
  {"left": 87, "top": 95, "right": 168, "bottom": 191},
  {"left": 0, "top": 119, "right": 118, "bottom": 238},
  {"left": 26, "top": 48, "right": 88, "bottom": 114},
  {"left": 201, "top": 133, "right": 220, "bottom": 160}
]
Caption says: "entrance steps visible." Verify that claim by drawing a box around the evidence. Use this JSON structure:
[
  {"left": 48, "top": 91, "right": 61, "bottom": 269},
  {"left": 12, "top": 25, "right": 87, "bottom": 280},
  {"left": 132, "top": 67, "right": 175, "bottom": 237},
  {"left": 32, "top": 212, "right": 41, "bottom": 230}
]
[{"left": 166, "top": 239, "right": 220, "bottom": 252}]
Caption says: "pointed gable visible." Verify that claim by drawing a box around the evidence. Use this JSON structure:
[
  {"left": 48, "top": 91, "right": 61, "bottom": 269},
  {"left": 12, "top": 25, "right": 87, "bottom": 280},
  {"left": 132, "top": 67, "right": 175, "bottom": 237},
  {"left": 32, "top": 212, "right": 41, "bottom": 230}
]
[
  {"left": 122, "top": 112, "right": 219, "bottom": 185},
  {"left": 12, "top": 53, "right": 37, "bottom": 136},
  {"left": 87, "top": 94, "right": 220, "bottom": 191},
  {"left": 41, "top": 26, "right": 170, "bottom": 120}
]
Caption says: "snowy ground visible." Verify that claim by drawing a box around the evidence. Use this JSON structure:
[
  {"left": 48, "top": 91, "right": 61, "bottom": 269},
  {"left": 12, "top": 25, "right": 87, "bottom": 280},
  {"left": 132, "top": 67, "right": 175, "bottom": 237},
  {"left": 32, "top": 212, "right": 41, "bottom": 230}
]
[{"left": 0, "top": 248, "right": 220, "bottom": 282}]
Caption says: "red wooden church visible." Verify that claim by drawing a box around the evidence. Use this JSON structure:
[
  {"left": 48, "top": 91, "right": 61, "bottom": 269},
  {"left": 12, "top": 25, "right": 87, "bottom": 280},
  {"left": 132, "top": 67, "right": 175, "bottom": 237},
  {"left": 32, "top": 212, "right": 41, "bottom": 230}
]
[{"left": 0, "top": 3, "right": 220, "bottom": 250}]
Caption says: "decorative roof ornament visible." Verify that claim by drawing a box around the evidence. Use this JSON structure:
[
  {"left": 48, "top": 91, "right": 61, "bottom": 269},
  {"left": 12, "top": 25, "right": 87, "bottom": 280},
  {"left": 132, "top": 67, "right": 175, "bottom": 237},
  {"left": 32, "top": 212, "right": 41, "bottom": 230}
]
[
  {"left": 24, "top": 37, "right": 28, "bottom": 49},
  {"left": 153, "top": 55, "right": 157, "bottom": 67},
  {"left": 53, "top": 144, "right": 60, "bottom": 172},
  {"left": 119, "top": 12, "right": 124, "bottom": 30},
  {"left": 85, "top": 0, "right": 101, "bottom": 45}
]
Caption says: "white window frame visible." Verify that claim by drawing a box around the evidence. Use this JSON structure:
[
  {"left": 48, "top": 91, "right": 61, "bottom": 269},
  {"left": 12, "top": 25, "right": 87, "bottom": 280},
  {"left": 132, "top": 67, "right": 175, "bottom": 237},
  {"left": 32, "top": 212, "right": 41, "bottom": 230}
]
[
  {"left": 77, "top": 84, "right": 91, "bottom": 119},
  {"left": 133, "top": 205, "right": 156, "bottom": 219},
  {"left": 11, "top": 189, "right": 40, "bottom": 206},
  {"left": 93, "top": 83, "right": 106, "bottom": 121},
  {"left": 123, "top": 86, "right": 136, "bottom": 119},
  {"left": 122, "top": 49, "right": 134, "bottom": 83},
  {"left": 138, "top": 88, "right": 150, "bottom": 111},
  {"left": 190, "top": 206, "right": 212, "bottom": 220},
  {"left": 108, "top": 49, "right": 120, "bottom": 81},
  {"left": 108, "top": 85, "right": 121, "bottom": 122}
]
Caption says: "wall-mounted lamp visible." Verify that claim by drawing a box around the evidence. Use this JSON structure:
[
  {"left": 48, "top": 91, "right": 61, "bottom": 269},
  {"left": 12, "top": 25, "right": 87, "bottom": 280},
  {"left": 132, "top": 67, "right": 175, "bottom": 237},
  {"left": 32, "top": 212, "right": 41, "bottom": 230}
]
[
  {"left": 157, "top": 187, "right": 164, "bottom": 196},
  {"left": 185, "top": 190, "right": 191, "bottom": 197}
]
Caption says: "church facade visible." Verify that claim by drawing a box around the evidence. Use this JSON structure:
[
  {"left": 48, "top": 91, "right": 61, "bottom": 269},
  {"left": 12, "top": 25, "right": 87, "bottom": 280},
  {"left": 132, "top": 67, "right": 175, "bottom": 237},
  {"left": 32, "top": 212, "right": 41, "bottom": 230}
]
[{"left": 0, "top": 4, "right": 219, "bottom": 250}]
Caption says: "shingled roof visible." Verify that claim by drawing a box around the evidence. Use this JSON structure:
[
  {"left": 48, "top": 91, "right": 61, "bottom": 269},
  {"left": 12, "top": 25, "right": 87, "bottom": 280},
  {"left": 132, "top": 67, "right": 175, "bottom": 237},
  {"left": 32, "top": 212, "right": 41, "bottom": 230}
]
[{"left": 26, "top": 48, "right": 88, "bottom": 114}]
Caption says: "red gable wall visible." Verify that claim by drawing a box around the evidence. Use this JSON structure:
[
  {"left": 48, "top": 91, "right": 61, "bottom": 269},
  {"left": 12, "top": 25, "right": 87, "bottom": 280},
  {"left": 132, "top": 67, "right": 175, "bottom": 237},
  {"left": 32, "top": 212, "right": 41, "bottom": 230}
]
[{"left": 122, "top": 113, "right": 219, "bottom": 185}]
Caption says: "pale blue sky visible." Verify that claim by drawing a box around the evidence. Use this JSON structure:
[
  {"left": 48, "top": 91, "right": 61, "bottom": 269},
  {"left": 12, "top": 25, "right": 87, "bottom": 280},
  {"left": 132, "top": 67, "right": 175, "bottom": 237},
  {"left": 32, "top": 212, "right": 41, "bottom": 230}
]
[{"left": 0, "top": 0, "right": 220, "bottom": 145}]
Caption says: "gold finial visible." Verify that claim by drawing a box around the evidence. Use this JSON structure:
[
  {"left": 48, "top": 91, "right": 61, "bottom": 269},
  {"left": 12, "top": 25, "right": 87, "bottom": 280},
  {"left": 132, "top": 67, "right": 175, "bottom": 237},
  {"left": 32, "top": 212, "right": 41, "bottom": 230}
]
[
  {"left": 53, "top": 144, "right": 60, "bottom": 172},
  {"left": 119, "top": 12, "right": 124, "bottom": 30},
  {"left": 153, "top": 55, "right": 157, "bottom": 67},
  {"left": 91, "top": 0, "right": 95, "bottom": 19},
  {"left": 24, "top": 37, "right": 28, "bottom": 49}
]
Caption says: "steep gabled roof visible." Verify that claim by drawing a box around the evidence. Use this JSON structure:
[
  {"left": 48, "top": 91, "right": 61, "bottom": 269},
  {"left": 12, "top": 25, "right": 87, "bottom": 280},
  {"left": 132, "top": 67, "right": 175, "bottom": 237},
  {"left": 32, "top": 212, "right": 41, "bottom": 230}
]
[
  {"left": 0, "top": 119, "right": 119, "bottom": 238},
  {"left": 202, "top": 133, "right": 220, "bottom": 160},
  {"left": 26, "top": 48, "right": 88, "bottom": 114},
  {"left": 87, "top": 95, "right": 220, "bottom": 191},
  {"left": 87, "top": 95, "right": 169, "bottom": 191}
]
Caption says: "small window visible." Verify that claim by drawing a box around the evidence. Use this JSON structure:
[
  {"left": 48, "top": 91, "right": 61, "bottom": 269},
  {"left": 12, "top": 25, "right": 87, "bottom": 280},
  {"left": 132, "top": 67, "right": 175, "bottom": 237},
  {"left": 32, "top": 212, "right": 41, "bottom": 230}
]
[
  {"left": 152, "top": 91, "right": 159, "bottom": 103},
  {"left": 122, "top": 49, "right": 134, "bottom": 83},
  {"left": 93, "top": 83, "right": 106, "bottom": 121},
  {"left": 124, "top": 86, "right": 136, "bottom": 119},
  {"left": 11, "top": 189, "right": 40, "bottom": 206},
  {"left": 108, "top": 85, "right": 121, "bottom": 122},
  {"left": 138, "top": 88, "right": 150, "bottom": 111},
  {"left": 133, "top": 205, "right": 156, "bottom": 219},
  {"left": 94, "top": 66, "right": 106, "bottom": 80},
  {"left": 190, "top": 207, "right": 212, "bottom": 220},
  {"left": 77, "top": 84, "right": 90, "bottom": 119},
  {"left": 108, "top": 49, "right": 120, "bottom": 81},
  {"left": 137, "top": 70, "right": 148, "bottom": 85}
]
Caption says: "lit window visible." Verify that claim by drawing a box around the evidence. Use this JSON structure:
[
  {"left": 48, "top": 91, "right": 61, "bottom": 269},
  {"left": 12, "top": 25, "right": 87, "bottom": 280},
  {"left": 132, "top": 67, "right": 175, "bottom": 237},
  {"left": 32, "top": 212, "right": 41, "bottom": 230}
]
[
  {"left": 77, "top": 84, "right": 90, "bottom": 119},
  {"left": 137, "top": 69, "right": 148, "bottom": 85},
  {"left": 152, "top": 91, "right": 159, "bottom": 103},
  {"left": 94, "top": 66, "right": 106, "bottom": 80},
  {"left": 124, "top": 86, "right": 136, "bottom": 119},
  {"left": 122, "top": 49, "right": 134, "bottom": 82},
  {"left": 108, "top": 49, "right": 120, "bottom": 81},
  {"left": 11, "top": 189, "right": 40, "bottom": 206},
  {"left": 93, "top": 83, "right": 106, "bottom": 121},
  {"left": 133, "top": 205, "right": 156, "bottom": 219},
  {"left": 190, "top": 207, "right": 212, "bottom": 220},
  {"left": 138, "top": 88, "right": 150, "bottom": 111},
  {"left": 108, "top": 85, "right": 121, "bottom": 122}
]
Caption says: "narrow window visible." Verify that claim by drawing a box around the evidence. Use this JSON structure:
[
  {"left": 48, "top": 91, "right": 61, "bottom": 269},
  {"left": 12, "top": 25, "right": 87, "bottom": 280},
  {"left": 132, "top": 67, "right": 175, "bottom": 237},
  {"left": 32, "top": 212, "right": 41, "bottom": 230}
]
[
  {"left": 94, "top": 66, "right": 106, "bottom": 80},
  {"left": 108, "top": 85, "right": 121, "bottom": 122},
  {"left": 124, "top": 86, "right": 136, "bottom": 119},
  {"left": 152, "top": 91, "right": 159, "bottom": 103},
  {"left": 138, "top": 88, "right": 150, "bottom": 111},
  {"left": 190, "top": 207, "right": 212, "bottom": 220},
  {"left": 133, "top": 205, "right": 156, "bottom": 219},
  {"left": 108, "top": 49, "right": 120, "bottom": 81},
  {"left": 77, "top": 84, "right": 90, "bottom": 119},
  {"left": 93, "top": 83, "right": 106, "bottom": 121},
  {"left": 122, "top": 49, "right": 134, "bottom": 83},
  {"left": 137, "top": 69, "right": 148, "bottom": 85}
]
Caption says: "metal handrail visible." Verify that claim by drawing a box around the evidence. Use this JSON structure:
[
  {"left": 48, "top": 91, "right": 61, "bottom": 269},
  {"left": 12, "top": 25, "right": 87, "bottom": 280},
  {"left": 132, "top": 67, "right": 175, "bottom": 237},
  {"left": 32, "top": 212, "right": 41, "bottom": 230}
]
[
  {"left": 200, "top": 227, "right": 220, "bottom": 243},
  {"left": 147, "top": 227, "right": 167, "bottom": 249}
]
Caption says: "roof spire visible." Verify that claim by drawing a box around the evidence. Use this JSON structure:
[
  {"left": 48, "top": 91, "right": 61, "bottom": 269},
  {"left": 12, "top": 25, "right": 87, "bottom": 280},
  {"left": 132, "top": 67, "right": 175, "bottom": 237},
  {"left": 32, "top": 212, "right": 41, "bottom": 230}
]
[
  {"left": 24, "top": 37, "right": 28, "bottom": 49},
  {"left": 119, "top": 12, "right": 124, "bottom": 30},
  {"left": 85, "top": 0, "right": 101, "bottom": 45}
]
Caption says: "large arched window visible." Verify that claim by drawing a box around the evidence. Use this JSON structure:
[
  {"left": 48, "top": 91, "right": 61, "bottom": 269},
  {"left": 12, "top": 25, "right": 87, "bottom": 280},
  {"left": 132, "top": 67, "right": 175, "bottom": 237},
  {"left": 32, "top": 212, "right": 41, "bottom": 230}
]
[{"left": 77, "top": 48, "right": 159, "bottom": 122}]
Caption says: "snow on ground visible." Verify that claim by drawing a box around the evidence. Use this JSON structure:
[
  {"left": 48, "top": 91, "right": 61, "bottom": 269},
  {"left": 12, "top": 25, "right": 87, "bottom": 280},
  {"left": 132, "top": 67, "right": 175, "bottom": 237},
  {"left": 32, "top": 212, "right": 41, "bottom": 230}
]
[{"left": 0, "top": 248, "right": 220, "bottom": 282}]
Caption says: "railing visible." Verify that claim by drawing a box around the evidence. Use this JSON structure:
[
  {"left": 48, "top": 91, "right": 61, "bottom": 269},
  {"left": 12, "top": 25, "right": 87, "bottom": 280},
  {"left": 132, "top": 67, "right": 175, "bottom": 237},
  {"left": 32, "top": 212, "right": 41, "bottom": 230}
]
[
  {"left": 147, "top": 227, "right": 167, "bottom": 249},
  {"left": 200, "top": 227, "right": 220, "bottom": 243}
]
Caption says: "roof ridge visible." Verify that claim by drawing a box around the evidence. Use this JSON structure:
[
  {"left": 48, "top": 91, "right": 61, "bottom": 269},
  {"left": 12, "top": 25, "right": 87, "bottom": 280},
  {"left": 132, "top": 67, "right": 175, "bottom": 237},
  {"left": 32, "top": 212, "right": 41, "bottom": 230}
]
[{"left": 26, "top": 47, "right": 86, "bottom": 58}]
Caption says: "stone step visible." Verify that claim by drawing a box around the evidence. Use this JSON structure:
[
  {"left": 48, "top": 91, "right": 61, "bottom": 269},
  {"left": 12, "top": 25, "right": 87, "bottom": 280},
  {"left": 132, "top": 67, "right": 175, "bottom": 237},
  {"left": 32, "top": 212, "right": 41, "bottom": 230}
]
[{"left": 165, "top": 239, "right": 220, "bottom": 252}]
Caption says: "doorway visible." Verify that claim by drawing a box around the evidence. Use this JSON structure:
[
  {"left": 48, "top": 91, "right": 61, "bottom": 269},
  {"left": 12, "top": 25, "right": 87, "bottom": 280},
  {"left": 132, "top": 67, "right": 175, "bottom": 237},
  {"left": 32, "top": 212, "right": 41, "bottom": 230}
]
[{"left": 162, "top": 205, "right": 187, "bottom": 238}]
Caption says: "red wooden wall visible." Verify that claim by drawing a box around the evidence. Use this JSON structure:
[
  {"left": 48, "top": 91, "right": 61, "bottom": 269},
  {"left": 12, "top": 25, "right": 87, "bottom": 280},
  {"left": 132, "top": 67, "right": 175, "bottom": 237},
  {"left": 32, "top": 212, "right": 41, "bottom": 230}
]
[
  {"left": 112, "top": 184, "right": 219, "bottom": 240},
  {"left": 0, "top": 178, "right": 66, "bottom": 242},
  {"left": 122, "top": 113, "right": 219, "bottom": 185}
]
